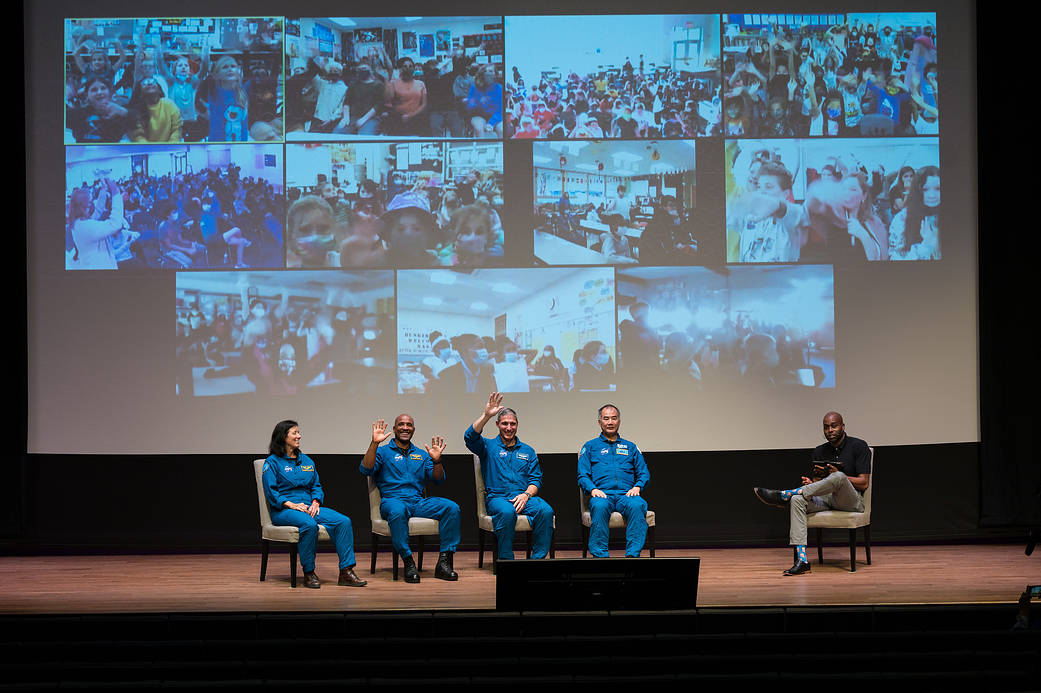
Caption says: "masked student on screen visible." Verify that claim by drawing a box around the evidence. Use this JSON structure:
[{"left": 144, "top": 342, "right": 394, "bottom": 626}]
[
  {"left": 730, "top": 155, "right": 897, "bottom": 263},
  {"left": 723, "top": 19, "right": 937, "bottom": 138},
  {"left": 427, "top": 334, "right": 497, "bottom": 397}
]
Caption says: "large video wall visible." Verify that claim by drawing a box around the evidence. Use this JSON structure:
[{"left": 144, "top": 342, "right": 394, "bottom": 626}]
[{"left": 27, "top": 7, "right": 977, "bottom": 454}]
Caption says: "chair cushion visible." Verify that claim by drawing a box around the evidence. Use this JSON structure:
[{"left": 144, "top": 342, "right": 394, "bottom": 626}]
[
  {"left": 581, "top": 510, "right": 655, "bottom": 528},
  {"left": 261, "top": 523, "right": 332, "bottom": 542},
  {"left": 478, "top": 514, "right": 533, "bottom": 533},
  {"left": 370, "top": 517, "right": 440, "bottom": 537},
  {"left": 807, "top": 510, "right": 869, "bottom": 529}
]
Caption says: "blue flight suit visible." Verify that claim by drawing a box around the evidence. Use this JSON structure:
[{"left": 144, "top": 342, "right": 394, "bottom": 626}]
[
  {"left": 360, "top": 440, "right": 461, "bottom": 558},
  {"left": 263, "top": 453, "right": 357, "bottom": 572},
  {"left": 577, "top": 433, "right": 651, "bottom": 557},
  {"left": 464, "top": 425, "right": 554, "bottom": 560}
]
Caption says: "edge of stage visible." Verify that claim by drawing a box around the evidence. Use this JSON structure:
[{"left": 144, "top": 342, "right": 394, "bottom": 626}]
[{"left": 1, "top": 544, "right": 1034, "bottom": 615}]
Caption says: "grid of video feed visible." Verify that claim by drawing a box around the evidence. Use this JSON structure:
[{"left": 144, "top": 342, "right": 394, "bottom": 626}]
[{"left": 61, "top": 12, "right": 939, "bottom": 396}]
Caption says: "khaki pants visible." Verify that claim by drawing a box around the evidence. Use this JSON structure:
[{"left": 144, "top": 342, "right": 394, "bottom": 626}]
[{"left": 789, "top": 472, "right": 864, "bottom": 545}]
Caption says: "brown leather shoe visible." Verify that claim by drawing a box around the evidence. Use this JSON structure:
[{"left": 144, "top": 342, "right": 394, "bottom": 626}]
[
  {"left": 338, "top": 567, "right": 368, "bottom": 587},
  {"left": 303, "top": 570, "right": 321, "bottom": 588}
]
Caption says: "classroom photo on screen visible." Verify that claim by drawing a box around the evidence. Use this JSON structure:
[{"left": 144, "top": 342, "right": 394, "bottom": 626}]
[
  {"left": 725, "top": 136, "right": 939, "bottom": 263},
  {"left": 397, "top": 268, "right": 615, "bottom": 394},
  {"left": 286, "top": 141, "right": 503, "bottom": 268},
  {"left": 721, "top": 12, "right": 937, "bottom": 138},
  {"left": 175, "top": 270, "right": 395, "bottom": 397},
  {"left": 65, "top": 144, "right": 284, "bottom": 270},
  {"left": 285, "top": 16, "right": 503, "bottom": 140},
  {"left": 64, "top": 17, "right": 284, "bottom": 144},
  {"left": 532, "top": 140, "right": 703, "bottom": 266},
  {"left": 617, "top": 265, "right": 835, "bottom": 391},
  {"left": 505, "top": 14, "right": 721, "bottom": 139}
]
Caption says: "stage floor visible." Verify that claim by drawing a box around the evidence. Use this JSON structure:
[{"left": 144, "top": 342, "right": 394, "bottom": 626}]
[{"left": 0, "top": 545, "right": 1034, "bottom": 615}]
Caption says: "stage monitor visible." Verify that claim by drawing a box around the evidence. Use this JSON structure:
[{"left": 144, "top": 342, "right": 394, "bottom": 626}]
[{"left": 496, "top": 557, "right": 700, "bottom": 611}]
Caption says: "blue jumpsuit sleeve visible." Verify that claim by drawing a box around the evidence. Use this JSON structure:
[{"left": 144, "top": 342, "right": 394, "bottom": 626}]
[
  {"left": 425, "top": 452, "right": 447, "bottom": 485},
  {"left": 307, "top": 457, "right": 325, "bottom": 505},
  {"left": 633, "top": 446, "right": 650, "bottom": 489},
  {"left": 359, "top": 447, "right": 381, "bottom": 476},
  {"left": 527, "top": 450, "right": 543, "bottom": 490},
  {"left": 463, "top": 425, "right": 487, "bottom": 458},
  {"left": 577, "top": 443, "right": 596, "bottom": 494},
  {"left": 262, "top": 457, "right": 286, "bottom": 509}
]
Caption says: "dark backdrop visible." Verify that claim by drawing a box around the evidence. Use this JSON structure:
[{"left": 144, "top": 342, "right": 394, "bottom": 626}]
[{"left": 12, "top": 443, "right": 993, "bottom": 552}]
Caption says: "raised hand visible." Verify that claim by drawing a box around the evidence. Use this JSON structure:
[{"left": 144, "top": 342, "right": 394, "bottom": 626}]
[
  {"left": 425, "top": 435, "right": 446, "bottom": 462},
  {"left": 372, "top": 419, "right": 392, "bottom": 444},
  {"left": 745, "top": 193, "right": 784, "bottom": 222},
  {"left": 847, "top": 217, "right": 869, "bottom": 242},
  {"left": 484, "top": 392, "right": 504, "bottom": 419}
]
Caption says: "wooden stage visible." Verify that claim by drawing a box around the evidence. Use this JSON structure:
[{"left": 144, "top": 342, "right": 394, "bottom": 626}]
[{"left": 1, "top": 544, "right": 1034, "bottom": 615}]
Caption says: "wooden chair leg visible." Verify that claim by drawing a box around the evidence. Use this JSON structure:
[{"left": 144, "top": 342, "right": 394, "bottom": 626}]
[
  {"left": 526, "top": 531, "right": 533, "bottom": 559},
  {"left": 581, "top": 525, "right": 589, "bottom": 558},
  {"left": 260, "top": 540, "right": 269, "bottom": 581},
  {"left": 550, "top": 525, "right": 556, "bottom": 559},
  {"left": 848, "top": 529, "right": 857, "bottom": 572},
  {"left": 392, "top": 551, "right": 399, "bottom": 581},
  {"left": 370, "top": 533, "right": 378, "bottom": 574},
  {"left": 290, "top": 544, "right": 298, "bottom": 588},
  {"left": 478, "top": 527, "right": 485, "bottom": 568},
  {"left": 417, "top": 536, "right": 425, "bottom": 572},
  {"left": 864, "top": 525, "right": 872, "bottom": 565},
  {"left": 816, "top": 528, "right": 824, "bottom": 565},
  {"left": 649, "top": 525, "right": 656, "bottom": 558}
]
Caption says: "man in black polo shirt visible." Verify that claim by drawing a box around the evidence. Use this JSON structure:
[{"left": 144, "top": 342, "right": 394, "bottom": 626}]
[{"left": 753, "top": 411, "right": 872, "bottom": 575}]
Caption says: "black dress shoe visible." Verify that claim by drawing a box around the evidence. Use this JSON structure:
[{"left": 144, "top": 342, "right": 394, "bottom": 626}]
[
  {"left": 338, "top": 567, "right": 367, "bottom": 587},
  {"left": 433, "top": 551, "right": 458, "bottom": 581},
  {"left": 303, "top": 571, "right": 321, "bottom": 588},
  {"left": 783, "top": 560, "right": 811, "bottom": 576},
  {"left": 754, "top": 487, "right": 787, "bottom": 508},
  {"left": 402, "top": 555, "right": 421, "bottom": 583}
]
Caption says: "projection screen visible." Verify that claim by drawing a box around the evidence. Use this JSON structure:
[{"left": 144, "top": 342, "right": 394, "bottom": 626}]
[{"left": 26, "top": 2, "right": 978, "bottom": 454}]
